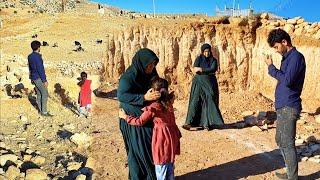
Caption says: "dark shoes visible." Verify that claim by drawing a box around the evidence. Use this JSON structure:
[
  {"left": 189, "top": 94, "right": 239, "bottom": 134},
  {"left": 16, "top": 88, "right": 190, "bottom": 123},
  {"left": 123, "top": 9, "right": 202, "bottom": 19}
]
[
  {"left": 182, "top": 124, "right": 191, "bottom": 130},
  {"left": 182, "top": 124, "right": 223, "bottom": 131},
  {"left": 41, "top": 112, "right": 54, "bottom": 117},
  {"left": 275, "top": 172, "right": 288, "bottom": 179},
  {"left": 204, "top": 126, "right": 213, "bottom": 131},
  {"left": 212, "top": 124, "right": 224, "bottom": 130}
]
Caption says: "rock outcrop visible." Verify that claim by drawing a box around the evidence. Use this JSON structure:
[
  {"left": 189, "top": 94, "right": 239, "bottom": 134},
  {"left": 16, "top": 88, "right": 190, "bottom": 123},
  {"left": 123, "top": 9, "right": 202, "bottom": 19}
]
[{"left": 103, "top": 16, "right": 320, "bottom": 110}]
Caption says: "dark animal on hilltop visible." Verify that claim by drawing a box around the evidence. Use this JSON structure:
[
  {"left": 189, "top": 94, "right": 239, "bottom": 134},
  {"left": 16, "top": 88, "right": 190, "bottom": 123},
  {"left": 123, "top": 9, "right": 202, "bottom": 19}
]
[
  {"left": 96, "top": 39, "right": 103, "bottom": 44},
  {"left": 75, "top": 41, "right": 81, "bottom": 47},
  {"left": 42, "top": 41, "right": 49, "bottom": 46}
]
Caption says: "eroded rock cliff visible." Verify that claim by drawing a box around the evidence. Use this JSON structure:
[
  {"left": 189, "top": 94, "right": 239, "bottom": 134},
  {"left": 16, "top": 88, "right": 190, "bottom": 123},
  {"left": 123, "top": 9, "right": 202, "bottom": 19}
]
[{"left": 103, "top": 16, "right": 320, "bottom": 110}]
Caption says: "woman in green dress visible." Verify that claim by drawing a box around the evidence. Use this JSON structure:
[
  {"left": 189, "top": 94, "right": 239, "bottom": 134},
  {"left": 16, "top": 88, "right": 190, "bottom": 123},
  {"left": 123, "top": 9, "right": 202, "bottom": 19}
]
[
  {"left": 183, "top": 43, "right": 224, "bottom": 131},
  {"left": 117, "top": 48, "right": 161, "bottom": 180}
]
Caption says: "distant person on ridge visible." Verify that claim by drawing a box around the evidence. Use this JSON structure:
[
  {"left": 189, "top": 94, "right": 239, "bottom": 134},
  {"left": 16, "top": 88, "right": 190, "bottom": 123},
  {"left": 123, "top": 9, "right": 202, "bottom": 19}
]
[
  {"left": 28, "top": 40, "right": 53, "bottom": 117},
  {"left": 264, "top": 28, "right": 306, "bottom": 180}
]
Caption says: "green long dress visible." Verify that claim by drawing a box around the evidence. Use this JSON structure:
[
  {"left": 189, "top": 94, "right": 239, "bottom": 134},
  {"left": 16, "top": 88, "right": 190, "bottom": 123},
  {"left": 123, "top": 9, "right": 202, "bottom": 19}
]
[
  {"left": 117, "top": 48, "right": 159, "bottom": 180},
  {"left": 185, "top": 54, "right": 224, "bottom": 128}
]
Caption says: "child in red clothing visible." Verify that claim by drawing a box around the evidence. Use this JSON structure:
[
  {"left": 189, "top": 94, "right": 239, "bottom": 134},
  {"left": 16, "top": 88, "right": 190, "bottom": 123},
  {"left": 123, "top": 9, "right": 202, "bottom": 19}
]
[
  {"left": 78, "top": 72, "right": 92, "bottom": 118},
  {"left": 119, "top": 77, "right": 181, "bottom": 180}
]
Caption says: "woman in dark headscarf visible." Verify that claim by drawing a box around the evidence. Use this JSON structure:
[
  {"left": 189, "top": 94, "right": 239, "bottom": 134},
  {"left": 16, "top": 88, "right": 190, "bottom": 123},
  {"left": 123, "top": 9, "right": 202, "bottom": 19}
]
[
  {"left": 183, "top": 43, "right": 224, "bottom": 131},
  {"left": 117, "top": 48, "right": 161, "bottom": 180}
]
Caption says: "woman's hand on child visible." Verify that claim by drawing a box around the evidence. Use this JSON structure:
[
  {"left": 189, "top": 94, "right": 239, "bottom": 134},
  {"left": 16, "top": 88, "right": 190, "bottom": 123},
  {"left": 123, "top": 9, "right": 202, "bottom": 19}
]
[
  {"left": 144, "top": 88, "right": 161, "bottom": 101},
  {"left": 119, "top": 108, "right": 127, "bottom": 119}
]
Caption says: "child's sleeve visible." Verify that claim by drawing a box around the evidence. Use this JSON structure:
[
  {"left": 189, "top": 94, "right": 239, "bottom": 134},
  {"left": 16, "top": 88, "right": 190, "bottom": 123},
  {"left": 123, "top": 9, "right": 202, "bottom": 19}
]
[{"left": 126, "top": 106, "right": 155, "bottom": 126}]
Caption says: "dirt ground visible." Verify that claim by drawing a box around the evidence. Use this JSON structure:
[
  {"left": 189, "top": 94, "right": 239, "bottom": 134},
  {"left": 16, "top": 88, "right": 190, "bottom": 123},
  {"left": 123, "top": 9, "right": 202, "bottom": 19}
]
[
  {"left": 0, "top": 3, "right": 319, "bottom": 180},
  {"left": 91, "top": 88, "right": 320, "bottom": 180}
]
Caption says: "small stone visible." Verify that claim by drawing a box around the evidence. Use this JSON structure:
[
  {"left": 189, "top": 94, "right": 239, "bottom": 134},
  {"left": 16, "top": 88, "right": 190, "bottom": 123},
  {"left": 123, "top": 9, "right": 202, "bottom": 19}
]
[
  {"left": 15, "top": 160, "right": 23, "bottom": 168},
  {"left": 0, "top": 142, "right": 6, "bottom": 149},
  {"left": 5, "top": 165, "right": 20, "bottom": 180},
  {"left": 85, "top": 157, "right": 95, "bottom": 170},
  {"left": 295, "top": 139, "right": 305, "bottom": 145},
  {"left": 50, "top": 141, "right": 56, "bottom": 145},
  {"left": 296, "top": 18, "right": 304, "bottom": 24},
  {"left": 301, "top": 157, "right": 309, "bottom": 161},
  {"left": 31, "top": 156, "right": 45, "bottom": 165},
  {"left": 25, "top": 169, "right": 47, "bottom": 180},
  {"left": 260, "top": 13, "right": 269, "bottom": 19},
  {"left": 0, "top": 154, "right": 18, "bottom": 166},
  {"left": 199, "top": 18, "right": 206, "bottom": 23},
  {"left": 20, "top": 115, "right": 28, "bottom": 122},
  {"left": 70, "top": 133, "right": 92, "bottom": 148},
  {"left": 260, "top": 124, "right": 268, "bottom": 130},
  {"left": 76, "top": 174, "right": 86, "bottom": 180},
  {"left": 315, "top": 115, "right": 320, "bottom": 124},
  {"left": 297, "top": 119, "right": 306, "bottom": 125},
  {"left": 23, "top": 154, "right": 32, "bottom": 161},
  {"left": 25, "top": 149, "right": 33, "bottom": 154},
  {"left": 287, "top": 18, "right": 297, "bottom": 25},
  {"left": 250, "top": 126, "right": 262, "bottom": 132},
  {"left": 18, "top": 143, "right": 27, "bottom": 150},
  {"left": 308, "top": 157, "right": 320, "bottom": 163},
  {"left": 241, "top": 111, "right": 254, "bottom": 117},
  {"left": 67, "top": 162, "right": 82, "bottom": 171},
  {"left": 0, "top": 149, "right": 8, "bottom": 154},
  {"left": 63, "top": 124, "right": 75, "bottom": 130},
  {"left": 304, "top": 125, "right": 315, "bottom": 131},
  {"left": 19, "top": 172, "right": 25, "bottom": 178}
]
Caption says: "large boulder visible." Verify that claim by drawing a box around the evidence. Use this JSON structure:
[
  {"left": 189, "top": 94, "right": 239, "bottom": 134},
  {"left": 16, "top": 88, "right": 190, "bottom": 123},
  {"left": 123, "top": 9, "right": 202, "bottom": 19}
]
[{"left": 0, "top": 154, "right": 18, "bottom": 166}]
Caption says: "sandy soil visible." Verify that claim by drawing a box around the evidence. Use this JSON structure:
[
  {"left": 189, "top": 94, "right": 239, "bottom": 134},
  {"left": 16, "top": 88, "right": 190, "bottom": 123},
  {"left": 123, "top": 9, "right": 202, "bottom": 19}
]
[{"left": 0, "top": 3, "right": 319, "bottom": 180}]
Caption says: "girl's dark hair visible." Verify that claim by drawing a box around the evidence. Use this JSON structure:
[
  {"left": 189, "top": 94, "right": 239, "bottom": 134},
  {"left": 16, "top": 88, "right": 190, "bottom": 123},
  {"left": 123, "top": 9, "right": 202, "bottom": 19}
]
[
  {"left": 80, "top": 72, "right": 87, "bottom": 78},
  {"left": 267, "top": 28, "right": 292, "bottom": 47},
  {"left": 151, "top": 77, "right": 173, "bottom": 110}
]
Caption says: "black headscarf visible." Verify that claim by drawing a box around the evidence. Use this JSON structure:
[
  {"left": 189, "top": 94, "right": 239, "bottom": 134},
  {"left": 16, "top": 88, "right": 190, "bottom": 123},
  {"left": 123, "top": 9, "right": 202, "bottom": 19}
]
[
  {"left": 201, "top": 43, "right": 211, "bottom": 53},
  {"left": 200, "top": 43, "right": 214, "bottom": 60},
  {"left": 127, "top": 48, "right": 159, "bottom": 92}
]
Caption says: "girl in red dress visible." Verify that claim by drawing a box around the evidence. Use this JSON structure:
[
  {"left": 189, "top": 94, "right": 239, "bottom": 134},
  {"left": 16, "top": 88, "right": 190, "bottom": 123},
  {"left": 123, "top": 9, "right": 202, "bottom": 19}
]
[
  {"left": 78, "top": 72, "right": 92, "bottom": 118},
  {"left": 119, "top": 77, "right": 181, "bottom": 180}
]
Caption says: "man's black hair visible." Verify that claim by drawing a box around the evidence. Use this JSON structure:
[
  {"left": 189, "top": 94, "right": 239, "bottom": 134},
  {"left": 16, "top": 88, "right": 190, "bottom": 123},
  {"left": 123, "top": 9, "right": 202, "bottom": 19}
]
[
  {"left": 31, "top": 40, "right": 41, "bottom": 51},
  {"left": 267, "top": 28, "right": 292, "bottom": 47}
]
